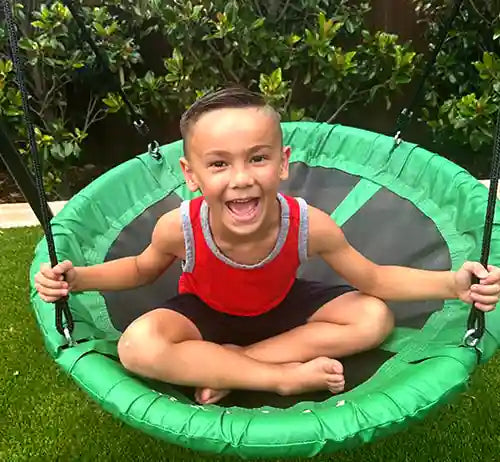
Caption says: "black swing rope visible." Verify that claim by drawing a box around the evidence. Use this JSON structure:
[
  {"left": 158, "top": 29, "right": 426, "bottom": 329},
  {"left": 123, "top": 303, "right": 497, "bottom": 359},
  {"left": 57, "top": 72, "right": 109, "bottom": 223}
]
[
  {"left": 465, "top": 108, "right": 500, "bottom": 348},
  {"left": 393, "top": 0, "right": 465, "bottom": 143},
  {"left": 1, "top": 0, "right": 74, "bottom": 341},
  {"left": 1, "top": 0, "right": 156, "bottom": 344},
  {"left": 389, "top": 0, "right": 499, "bottom": 349},
  {"left": 1, "top": 0, "right": 498, "bottom": 348},
  {"left": 59, "top": 0, "right": 150, "bottom": 137}
]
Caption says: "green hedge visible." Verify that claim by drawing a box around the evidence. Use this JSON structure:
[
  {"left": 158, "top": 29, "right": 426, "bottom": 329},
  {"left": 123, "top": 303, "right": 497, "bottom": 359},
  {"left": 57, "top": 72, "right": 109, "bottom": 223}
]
[{"left": 1, "top": 0, "right": 499, "bottom": 186}]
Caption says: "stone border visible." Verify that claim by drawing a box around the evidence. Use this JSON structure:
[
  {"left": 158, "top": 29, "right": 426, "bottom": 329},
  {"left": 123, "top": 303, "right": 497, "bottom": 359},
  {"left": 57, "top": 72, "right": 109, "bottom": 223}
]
[
  {"left": 0, "top": 180, "right": 498, "bottom": 229},
  {"left": 0, "top": 201, "right": 67, "bottom": 229}
]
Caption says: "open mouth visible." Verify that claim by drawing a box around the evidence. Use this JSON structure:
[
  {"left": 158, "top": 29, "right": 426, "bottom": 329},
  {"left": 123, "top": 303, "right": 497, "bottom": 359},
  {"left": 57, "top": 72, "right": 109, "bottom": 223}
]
[{"left": 225, "top": 197, "right": 260, "bottom": 222}]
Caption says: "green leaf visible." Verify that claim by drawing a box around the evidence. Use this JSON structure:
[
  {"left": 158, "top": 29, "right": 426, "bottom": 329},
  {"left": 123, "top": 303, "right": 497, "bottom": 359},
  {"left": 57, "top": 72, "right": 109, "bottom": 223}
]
[
  {"left": 483, "top": 52, "right": 493, "bottom": 69},
  {"left": 290, "top": 107, "right": 305, "bottom": 121},
  {"left": 318, "top": 11, "right": 326, "bottom": 32},
  {"left": 251, "top": 18, "right": 265, "bottom": 30},
  {"left": 270, "top": 68, "right": 282, "bottom": 88},
  {"left": 31, "top": 20, "right": 45, "bottom": 29},
  {"left": 144, "top": 71, "right": 155, "bottom": 85},
  {"left": 0, "top": 59, "right": 13, "bottom": 74},
  {"left": 345, "top": 19, "right": 354, "bottom": 34},
  {"left": 63, "top": 142, "right": 73, "bottom": 158},
  {"left": 94, "top": 23, "right": 106, "bottom": 36},
  {"left": 395, "top": 74, "right": 412, "bottom": 84},
  {"left": 165, "top": 74, "right": 179, "bottom": 83},
  {"left": 287, "top": 34, "right": 301, "bottom": 46}
]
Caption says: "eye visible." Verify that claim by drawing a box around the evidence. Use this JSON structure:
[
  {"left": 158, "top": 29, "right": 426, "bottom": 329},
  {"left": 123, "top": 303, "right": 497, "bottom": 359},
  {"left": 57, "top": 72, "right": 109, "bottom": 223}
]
[
  {"left": 251, "top": 154, "right": 267, "bottom": 163},
  {"left": 209, "top": 160, "right": 227, "bottom": 169}
]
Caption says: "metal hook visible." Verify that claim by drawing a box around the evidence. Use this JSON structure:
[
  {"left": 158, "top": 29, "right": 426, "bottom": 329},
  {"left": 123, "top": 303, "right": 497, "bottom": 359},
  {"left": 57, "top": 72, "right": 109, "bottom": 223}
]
[
  {"left": 463, "top": 328, "right": 479, "bottom": 347},
  {"left": 133, "top": 119, "right": 150, "bottom": 135},
  {"left": 63, "top": 327, "right": 76, "bottom": 347},
  {"left": 148, "top": 140, "right": 161, "bottom": 160},
  {"left": 394, "top": 130, "right": 402, "bottom": 147}
]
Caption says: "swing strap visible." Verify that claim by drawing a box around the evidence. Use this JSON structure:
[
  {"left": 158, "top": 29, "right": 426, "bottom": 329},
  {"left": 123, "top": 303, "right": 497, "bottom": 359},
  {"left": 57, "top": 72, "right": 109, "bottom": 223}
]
[
  {"left": 61, "top": 0, "right": 149, "bottom": 135},
  {"left": 393, "top": 0, "right": 465, "bottom": 143},
  {"left": 464, "top": 108, "right": 500, "bottom": 348},
  {"left": 0, "top": 119, "right": 52, "bottom": 225},
  {"left": 1, "top": 0, "right": 74, "bottom": 343}
]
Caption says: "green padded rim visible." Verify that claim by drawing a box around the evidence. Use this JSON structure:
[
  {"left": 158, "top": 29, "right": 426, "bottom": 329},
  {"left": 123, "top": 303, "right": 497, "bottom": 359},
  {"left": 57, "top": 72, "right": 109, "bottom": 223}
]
[{"left": 29, "top": 122, "right": 500, "bottom": 458}]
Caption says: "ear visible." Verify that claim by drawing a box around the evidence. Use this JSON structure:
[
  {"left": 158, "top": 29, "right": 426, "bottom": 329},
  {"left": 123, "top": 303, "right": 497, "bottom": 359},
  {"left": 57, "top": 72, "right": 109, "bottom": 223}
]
[
  {"left": 279, "top": 146, "right": 291, "bottom": 181},
  {"left": 179, "top": 157, "right": 200, "bottom": 192}
]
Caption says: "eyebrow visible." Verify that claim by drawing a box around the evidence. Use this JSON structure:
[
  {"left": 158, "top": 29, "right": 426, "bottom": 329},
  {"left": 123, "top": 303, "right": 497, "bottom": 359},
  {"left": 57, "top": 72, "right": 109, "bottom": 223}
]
[{"left": 204, "top": 144, "right": 273, "bottom": 157}]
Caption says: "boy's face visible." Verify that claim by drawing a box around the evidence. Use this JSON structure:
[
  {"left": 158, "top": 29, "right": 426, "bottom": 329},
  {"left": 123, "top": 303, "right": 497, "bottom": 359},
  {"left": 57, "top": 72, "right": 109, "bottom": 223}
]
[{"left": 180, "top": 106, "right": 290, "bottom": 237}]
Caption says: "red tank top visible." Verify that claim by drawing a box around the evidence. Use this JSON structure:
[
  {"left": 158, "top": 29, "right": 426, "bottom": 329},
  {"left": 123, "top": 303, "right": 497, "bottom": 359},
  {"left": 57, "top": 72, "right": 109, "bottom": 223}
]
[{"left": 177, "top": 193, "right": 309, "bottom": 316}]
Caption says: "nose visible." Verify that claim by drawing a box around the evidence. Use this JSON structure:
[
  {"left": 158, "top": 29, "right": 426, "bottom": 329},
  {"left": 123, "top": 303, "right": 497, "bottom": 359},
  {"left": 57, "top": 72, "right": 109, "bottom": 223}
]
[{"left": 229, "top": 165, "right": 254, "bottom": 189}]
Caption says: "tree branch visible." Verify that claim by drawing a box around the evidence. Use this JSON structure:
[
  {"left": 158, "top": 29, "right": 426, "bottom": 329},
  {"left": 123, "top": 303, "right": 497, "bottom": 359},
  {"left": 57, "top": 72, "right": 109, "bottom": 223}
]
[
  {"left": 467, "top": 0, "right": 492, "bottom": 26},
  {"left": 326, "top": 99, "right": 352, "bottom": 124},
  {"left": 276, "top": 0, "right": 292, "bottom": 22},
  {"left": 283, "top": 73, "right": 298, "bottom": 113},
  {"left": 206, "top": 41, "right": 240, "bottom": 82},
  {"left": 83, "top": 94, "right": 107, "bottom": 132},
  {"left": 325, "top": 85, "right": 361, "bottom": 124},
  {"left": 253, "top": 0, "right": 263, "bottom": 18}
]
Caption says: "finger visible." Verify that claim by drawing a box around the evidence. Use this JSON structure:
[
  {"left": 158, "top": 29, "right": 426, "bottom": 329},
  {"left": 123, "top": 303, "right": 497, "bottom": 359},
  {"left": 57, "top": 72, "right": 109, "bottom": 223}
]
[
  {"left": 52, "top": 260, "right": 73, "bottom": 276},
  {"left": 34, "top": 273, "right": 68, "bottom": 289},
  {"left": 481, "top": 266, "right": 500, "bottom": 284},
  {"left": 39, "top": 294, "right": 60, "bottom": 303},
  {"left": 471, "top": 293, "right": 499, "bottom": 305},
  {"left": 464, "top": 261, "right": 488, "bottom": 279},
  {"left": 35, "top": 285, "right": 68, "bottom": 299},
  {"left": 471, "top": 283, "right": 500, "bottom": 295},
  {"left": 40, "top": 263, "right": 58, "bottom": 280},
  {"left": 473, "top": 302, "right": 496, "bottom": 312}
]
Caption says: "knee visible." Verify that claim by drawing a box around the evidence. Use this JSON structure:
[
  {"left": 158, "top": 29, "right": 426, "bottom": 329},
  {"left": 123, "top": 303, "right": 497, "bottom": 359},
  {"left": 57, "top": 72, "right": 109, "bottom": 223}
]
[
  {"left": 117, "top": 310, "right": 168, "bottom": 373},
  {"left": 359, "top": 297, "right": 394, "bottom": 345}
]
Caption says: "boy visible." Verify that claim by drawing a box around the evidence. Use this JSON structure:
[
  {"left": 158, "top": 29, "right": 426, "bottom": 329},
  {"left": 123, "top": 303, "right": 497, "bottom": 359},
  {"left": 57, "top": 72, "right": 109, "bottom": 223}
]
[{"left": 35, "top": 87, "right": 500, "bottom": 405}]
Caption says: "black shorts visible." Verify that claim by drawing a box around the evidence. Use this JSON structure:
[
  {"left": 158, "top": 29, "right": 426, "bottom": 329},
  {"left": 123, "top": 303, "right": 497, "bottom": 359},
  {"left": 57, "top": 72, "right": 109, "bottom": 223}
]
[{"left": 164, "top": 279, "right": 356, "bottom": 346}]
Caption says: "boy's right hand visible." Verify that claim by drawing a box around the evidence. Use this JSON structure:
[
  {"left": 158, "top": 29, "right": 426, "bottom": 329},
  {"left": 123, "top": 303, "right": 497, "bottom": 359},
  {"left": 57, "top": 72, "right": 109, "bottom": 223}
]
[{"left": 34, "top": 260, "right": 77, "bottom": 303}]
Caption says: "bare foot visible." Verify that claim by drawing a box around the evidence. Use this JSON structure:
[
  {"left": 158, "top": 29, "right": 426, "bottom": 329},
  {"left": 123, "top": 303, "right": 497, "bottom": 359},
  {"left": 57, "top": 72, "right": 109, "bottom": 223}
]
[
  {"left": 195, "top": 344, "right": 242, "bottom": 405},
  {"left": 194, "top": 387, "right": 231, "bottom": 405},
  {"left": 278, "top": 357, "right": 345, "bottom": 396}
]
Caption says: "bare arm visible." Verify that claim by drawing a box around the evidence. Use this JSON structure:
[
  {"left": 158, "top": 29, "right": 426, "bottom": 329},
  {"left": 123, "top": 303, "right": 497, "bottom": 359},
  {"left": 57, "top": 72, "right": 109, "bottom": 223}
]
[
  {"left": 307, "top": 206, "right": 457, "bottom": 301},
  {"left": 72, "top": 208, "right": 184, "bottom": 292}
]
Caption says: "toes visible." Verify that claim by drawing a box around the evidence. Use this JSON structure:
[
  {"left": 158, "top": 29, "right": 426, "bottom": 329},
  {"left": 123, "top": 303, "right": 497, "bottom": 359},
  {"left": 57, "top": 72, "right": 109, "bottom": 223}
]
[
  {"left": 327, "top": 382, "right": 345, "bottom": 393},
  {"left": 194, "top": 388, "right": 204, "bottom": 403},
  {"left": 322, "top": 358, "right": 344, "bottom": 375},
  {"left": 194, "top": 387, "right": 214, "bottom": 404},
  {"left": 195, "top": 387, "right": 231, "bottom": 405},
  {"left": 331, "top": 359, "right": 344, "bottom": 375},
  {"left": 327, "top": 375, "right": 344, "bottom": 384},
  {"left": 203, "top": 389, "right": 231, "bottom": 405}
]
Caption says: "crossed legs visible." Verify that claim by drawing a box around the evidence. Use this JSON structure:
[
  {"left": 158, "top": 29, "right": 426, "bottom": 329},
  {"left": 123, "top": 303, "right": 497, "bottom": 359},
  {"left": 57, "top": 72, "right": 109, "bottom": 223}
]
[{"left": 117, "top": 291, "right": 394, "bottom": 404}]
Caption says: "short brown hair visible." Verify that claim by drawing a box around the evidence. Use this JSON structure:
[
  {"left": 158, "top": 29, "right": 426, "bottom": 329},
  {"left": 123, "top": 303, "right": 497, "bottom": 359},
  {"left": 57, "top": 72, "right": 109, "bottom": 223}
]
[{"left": 180, "top": 86, "right": 281, "bottom": 151}]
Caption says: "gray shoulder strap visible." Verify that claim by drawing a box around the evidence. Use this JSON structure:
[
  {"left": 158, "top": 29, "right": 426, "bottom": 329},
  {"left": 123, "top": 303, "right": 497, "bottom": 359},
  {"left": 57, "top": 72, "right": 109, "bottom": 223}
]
[
  {"left": 180, "top": 200, "right": 195, "bottom": 272},
  {"left": 295, "top": 197, "right": 309, "bottom": 263}
]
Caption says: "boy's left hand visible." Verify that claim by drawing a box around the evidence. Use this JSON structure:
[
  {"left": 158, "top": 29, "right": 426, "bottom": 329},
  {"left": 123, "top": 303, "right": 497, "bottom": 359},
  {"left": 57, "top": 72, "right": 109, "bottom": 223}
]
[{"left": 455, "top": 262, "right": 500, "bottom": 311}]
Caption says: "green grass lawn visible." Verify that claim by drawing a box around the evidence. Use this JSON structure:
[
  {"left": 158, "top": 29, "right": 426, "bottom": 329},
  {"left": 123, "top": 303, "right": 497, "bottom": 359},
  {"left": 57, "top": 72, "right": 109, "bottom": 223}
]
[{"left": 1, "top": 226, "right": 500, "bottom": 461}]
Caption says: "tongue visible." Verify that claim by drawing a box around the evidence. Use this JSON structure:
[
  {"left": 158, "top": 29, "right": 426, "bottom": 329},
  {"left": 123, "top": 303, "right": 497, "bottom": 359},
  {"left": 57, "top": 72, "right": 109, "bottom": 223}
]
[{"left": 227, "top": 199, "right": 258, "bottom": 216}]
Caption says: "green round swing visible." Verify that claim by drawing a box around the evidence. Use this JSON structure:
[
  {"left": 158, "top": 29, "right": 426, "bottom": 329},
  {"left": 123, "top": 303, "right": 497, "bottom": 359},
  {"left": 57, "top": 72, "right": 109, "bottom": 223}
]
[{"left": 29, "top": 120, "right": 500, "bottom": 458}]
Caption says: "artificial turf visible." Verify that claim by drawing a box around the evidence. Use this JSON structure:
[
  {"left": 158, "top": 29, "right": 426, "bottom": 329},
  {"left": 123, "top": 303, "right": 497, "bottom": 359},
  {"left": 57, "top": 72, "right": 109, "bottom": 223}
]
[{"left": 1, "top": 226, "right": 499, "bottom": 461}]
